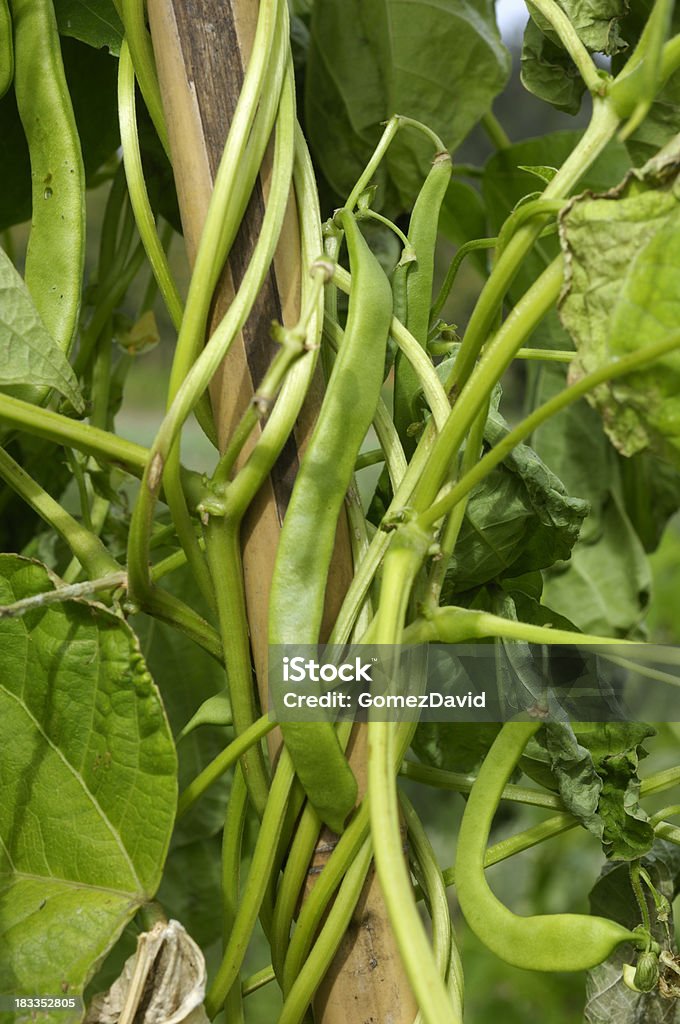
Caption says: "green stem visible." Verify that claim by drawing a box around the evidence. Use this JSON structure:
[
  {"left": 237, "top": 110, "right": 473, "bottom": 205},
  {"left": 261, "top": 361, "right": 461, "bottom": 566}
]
[
  {"left": 514, "top": 347, "right": 573, "bottom": 362},
  {"left": 446, "top": 98, "right": 619, "bottom": 394},
  {"left": 270, "top": 802, "right": 321, "bottom": 980},
  {"left": 415, "top": 257, "right": 564, "bottom": 517},
  {"left": 118, "top": 40, "right": 183, "bottom": 330},
  {"left": 423, "top": 400, "right": 488, "bottom": 614},
  {"left": 442, "top": 813, "right": 578, "bottom": 888},
  {"left": 118, "top": 0, "right": 170, "bottom": 157},
  {"left": 651, "top": 802, "right": 680, "bottom": 827},
  {"left": 329, "top": 419, "right": 439, "bottom": 644},
  {"left": 211, "top": 268, "right": 325, "bottom": 489},
  {"left": 355, "top": 448, "right": 384, "bottom": 470},
  {"left": 211, "top": 123, "right": 323, "bottom": 525},
  {"left": 205, "top": 751, "right": 296, "bottom": 1018},
  {"left": 277, "top": 840, "right": 373, "bottom": 1024},
  {"left": 437, "top": 763, "right": 680, "bottom": 887},
  {"left": 641, "top": 765, "right": 680, "bottom": 798},
  {"left": 345, "top": 114, "right": 446, "bottom": 213},
  {"left": 125, "top": 63, "right": 295, "bottom": 604},
  {"left": 222, "top": 767, "right": 248, "bottom": 1024},
  {"left": 154, "top": 2, "right": 289, "bottom": 613},
  {"left": 403, "top": 606, "right": 634, "bottom": 647},
  {"left": 138, "top": 587, "right": 223, "bottom": 662},
  {"left": 480, "top": 110, "right": 511, "bottom": 150},
  {"left": 419, "top": 328, "right": 680, "bottom": 529},
  {"left": 357, "top": 207, "right": 413, "bottom": 252},
  {"left": 242, "top": 966, "right": 275, "bottom": 997},
  {"left": 165, "top": 0, "right": 287, "bottom": 408},
  {"left": 176, "top": 714, "right": 274, "bottom": 818},
  {"left": 654, "top": 820, "right": 680, "bottom": 846},
  {"left": 399, "top": 761, "right": 563, "bottom": 810},
  {"left": 0, "top": 394, "right": 204, "bottom": 507},
  {"left": 0, "top": 448, "right": 119, "bottom": 578},
  {"left": 203, "top": 519, "right": 271, "bottom": 817},
  {"left": 629, "top": 862, "right": 653, "bottom": 940},
  {"left": 430, "top": 237, "right": 497, "bottom": 322},
  {"left": 400, "top": 792, "right": 453, "bottom": 983},
  {"left": 0, "top": 571, "right": 126, "bottom": 619},
  {"left": 369, "top": 719, "right": 460, "bottom": 1024},
  {"left": 281, "top": 804, "right": 370, "bottom": 993}
]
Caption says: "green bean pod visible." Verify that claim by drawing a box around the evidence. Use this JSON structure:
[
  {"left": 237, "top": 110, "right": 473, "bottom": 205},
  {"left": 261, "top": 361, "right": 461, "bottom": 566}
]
[
  {"left": 269, "top": 209, "right": 393, "bottom": 833},
  {"left": 394, "top": 151, "right": 451, "bottom": 453},
  {"left": 455, "top": 721, "right": 643, "bottom": 971},
  {"left": 0, "top": 0, "right": 13, "bottom": 98},
  {"left": 10, "top": 0, "right": 85, "bottom": 357}
]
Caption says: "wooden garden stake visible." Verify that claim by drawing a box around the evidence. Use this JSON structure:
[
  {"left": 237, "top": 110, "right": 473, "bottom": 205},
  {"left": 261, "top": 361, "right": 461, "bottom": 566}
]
[{"left": 147, "top": 3, "right": 417, "bottom": 1020}]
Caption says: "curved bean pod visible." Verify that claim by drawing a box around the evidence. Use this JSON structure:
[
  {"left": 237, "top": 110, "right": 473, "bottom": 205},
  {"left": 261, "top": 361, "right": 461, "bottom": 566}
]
[
  {"left": 269, "top": 209, "right": 393, "bottom": 832},
  {"left": 455, "top": 720, "right": 643, "bottom": 971},
  {"left": 10, "top": 0, "right": 85, "bottom": 358},
  {"left": 394, "top": 151, "right": 451, "bottom": 452}
]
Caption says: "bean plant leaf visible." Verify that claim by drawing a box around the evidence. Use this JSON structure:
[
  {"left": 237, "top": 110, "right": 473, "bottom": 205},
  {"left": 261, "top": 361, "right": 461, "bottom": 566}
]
[
  {"left": 586, "top": 842, "right": 680, "bottom": 1022},
  {"left": 0, "top": 247, "right": 84, "bottom": 411},
  {"left": 526, "top": 721, "right": 655, "bottom": 860},
  {"left": 560, "top": 154, "right": 680, "bottom": 467},
  {"left": 131, "top": 564, "right": 231, "bottom": 846},
  {"left": 521, "top": 0, "right": 628, "bottom": 113},
  {"left": 442, "top": 400, "right": 588, "bottom": 595},
  {"left": 543, "top": 491, "right": 651, "bottom": 636},
  {"left": 305, "top": 0, "right": 510, "bottom": 212},
  {"left": 0, "top": 555, "right": 177, "bottom": 1016},
  {"left": 528, "top": 327, "right": 659, "bottom": 636},
  {"left": 54, "top": 0, "right": 124, "bottom": 54},
  {"left": 483, "top": 132, "right": 630, "bottom": 300},
  {"left": 520, "top": 18, "right": 587, "bottom": 115},
  {"left": 412, "top": 721, "right": 502, "bottom": 775}
]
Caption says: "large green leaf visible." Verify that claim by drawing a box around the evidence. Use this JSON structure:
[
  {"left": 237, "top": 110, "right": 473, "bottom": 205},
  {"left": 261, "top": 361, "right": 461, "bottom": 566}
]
[
  {"left": 543, "top": 491, "right": 651, "bottom": 636},
  {"left": 443, "top": 403, "right": 588, "bottom": 594},
  {"left": 520, "top": 17, "right": 589, "bottom": 115},
  {"left": 0, "top": 248, "right": 84, "bottom": 410},
  {"left": 55, "top": 0, "right": 123, "bottom": 54},
  {"left": 0, "top": 556, "right": 176, "bottom": 1018},
  {"left": 560, "top": 155, "right": 680, "bottom": 466},
  {"left": 305, "top": 0, "right": 510, "bottom": 212},
  {"left": 521, "top": 0, "right": 628, "bottom": 113},
  {"left": 131, "top": 564, "right": 231, "bottom": 847},
  {"left": 528, "top": 326, "right": 659, "bottom": 637}
]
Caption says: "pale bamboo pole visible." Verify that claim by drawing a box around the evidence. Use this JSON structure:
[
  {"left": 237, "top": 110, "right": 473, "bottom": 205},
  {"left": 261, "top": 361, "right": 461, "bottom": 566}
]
[{"left": 146, "top": 3, "right": 416, "bottom": 1021}]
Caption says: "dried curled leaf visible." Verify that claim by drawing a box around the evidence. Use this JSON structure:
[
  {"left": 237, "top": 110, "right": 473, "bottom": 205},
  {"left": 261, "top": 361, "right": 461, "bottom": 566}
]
[{"left": 85, "top": 920, "right": 209, "bottom": 1024}]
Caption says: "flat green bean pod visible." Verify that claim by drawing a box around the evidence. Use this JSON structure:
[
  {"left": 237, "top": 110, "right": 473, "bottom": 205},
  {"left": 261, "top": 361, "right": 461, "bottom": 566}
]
[
  {"left": 0, "top": 0, "right": 13, "bottom": 98},
  {"left": 11, "top": 0, "right": 85, "bottom": 358},
  {"left": 394, "top": 151, "right": 451, "bottom": 453},
  {"left": 269, "top": 209, "right": 393, "bottom": 832},
  {"left": 455, "top": 720, "right": 643, "bottom": 971}
]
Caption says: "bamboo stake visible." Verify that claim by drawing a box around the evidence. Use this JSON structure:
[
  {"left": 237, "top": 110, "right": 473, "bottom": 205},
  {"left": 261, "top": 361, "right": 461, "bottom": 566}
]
[{"left": 147, "top": 3, "right": 416, "bottom": 1021}]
